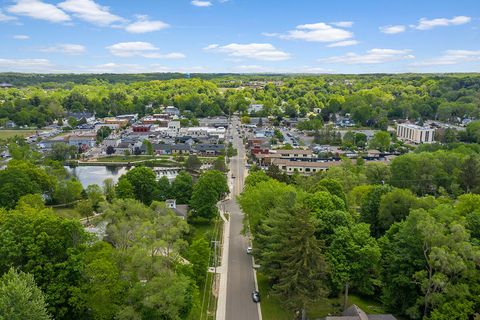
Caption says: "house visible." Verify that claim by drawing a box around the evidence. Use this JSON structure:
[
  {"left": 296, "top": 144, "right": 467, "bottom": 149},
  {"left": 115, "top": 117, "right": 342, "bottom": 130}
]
[
  {"left": 164, "top": 106, "right": 180, "bottom": 117},
  {"left": 0, "top": 82, "right": 13, "bottom": 89},
  {"left": 150, "top": 144, "right": 172, "bottom": 155},
  {"left": 4, "top": 120, "right": 16, "bottom": 128},
  {"left": 325, "top": 304, "right": 397, "bottom": 320},
  {"left": 115, "top": 142, "right": 134, "bottom": 154},
  {"left": 165, "top": 199, "right": 188, "bottom": 220},
  {"left": 39, "top": 136, "right": 68, "bottom": 149},
  {"left": 67, "top": 112, "right": 95, "bottom": 124},
  {"left": 171, "top": 144, "right": 191, "bottom": 154},
  {"left": 103, "top": 138, "right": 121, "bottom": 148},
  {"left": 68, "top": 134, "right": 96, "bottom": 149},
  {"left": 248, "top": 104, "right": 264, "bottom": 114},
  {"left": 396, "top": 123, "right": 434, "bottom": 144},
  {"left": 194, "top": 144, "right": 225, "bottom": 156}
]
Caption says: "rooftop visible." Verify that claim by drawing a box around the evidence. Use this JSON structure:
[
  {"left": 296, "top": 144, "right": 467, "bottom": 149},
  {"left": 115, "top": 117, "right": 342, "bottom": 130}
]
[{"left": 397, "top": 123, "right": 433, "bottom": 131}]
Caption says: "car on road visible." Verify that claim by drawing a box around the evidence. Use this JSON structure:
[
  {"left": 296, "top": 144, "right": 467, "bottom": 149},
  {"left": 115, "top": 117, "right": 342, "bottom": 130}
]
[
  {"left": 252, "top": 290, "right": 260, "bottom": 303},
  {"left": 246, "top": 246, "right": 252, "bottom": 254}
]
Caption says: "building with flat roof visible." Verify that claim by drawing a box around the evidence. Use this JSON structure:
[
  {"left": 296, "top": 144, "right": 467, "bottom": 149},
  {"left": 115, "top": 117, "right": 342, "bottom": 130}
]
[{"left": 396, "top": 123, "right": 434, "bottom": 144}]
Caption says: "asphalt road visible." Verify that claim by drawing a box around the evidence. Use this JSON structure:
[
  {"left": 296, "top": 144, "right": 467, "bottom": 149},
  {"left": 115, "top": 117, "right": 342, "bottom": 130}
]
[{"left": 224, "top": 118, "right": 261, "bottom": 320}]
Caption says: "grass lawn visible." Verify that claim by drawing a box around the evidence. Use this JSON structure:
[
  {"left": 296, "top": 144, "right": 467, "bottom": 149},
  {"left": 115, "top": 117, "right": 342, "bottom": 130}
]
[
  {"left": 0, "top": 129, "right": 36, "bottom": 139},
  {"left": 95, "top": 155, "right": 159, "bottom": 162},
  {"left": 51, "top": 206, "right": 82, "bottom": 219},
  {"left": 190, "top": 218, "right": 223, "bottom": 320},
  {"left": 257, "top": 272, "right": 386, "bottom": 320},
  {"left": 257, "top": 273, "right": 292, "bottom": 320}
]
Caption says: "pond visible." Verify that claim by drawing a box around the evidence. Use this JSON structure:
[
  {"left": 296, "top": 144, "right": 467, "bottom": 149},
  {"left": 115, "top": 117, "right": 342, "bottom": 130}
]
[
  {"left": 65, "top": 165, "right": 128, "bottom": 187},
  {"left": 65, "top": 165, "right": 180, "bottom": 187}
]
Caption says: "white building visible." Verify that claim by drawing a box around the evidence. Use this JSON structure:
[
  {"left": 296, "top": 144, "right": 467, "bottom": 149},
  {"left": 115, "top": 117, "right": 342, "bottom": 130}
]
[
  {"left": 168, "top": 121, "right": 181, "bottom": 133},
  {"left": 179, "top": 126, "right": 226, "bottom": 139},
  {"left": 396, "top": 123, "right": 434, "bottom": 144},
  {"left": 164, "top": 106, "right": 180, "bottom": 117},
  {"left": 248, "top": 104, "right": 264, "bottom": 114}
]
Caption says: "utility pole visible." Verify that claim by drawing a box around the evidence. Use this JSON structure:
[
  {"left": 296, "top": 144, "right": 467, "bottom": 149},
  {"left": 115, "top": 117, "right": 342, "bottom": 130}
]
[
  {"left": 212, "top": 240, "right": 220, "bottom": 274},
  {"left": 343, "top": 282, "right": 349, "bottom": 311}
]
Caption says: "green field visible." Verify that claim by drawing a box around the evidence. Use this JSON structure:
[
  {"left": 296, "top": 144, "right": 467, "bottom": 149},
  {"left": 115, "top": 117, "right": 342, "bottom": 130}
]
[
  {"left": 257, "top": 273, "right": 386, "bottom": 319},
  {"left": 0, "top": 130, "right": 36, "bottom": 139},
  {"left": 191, "top": 218, "right": 223, "bottom": 320}
]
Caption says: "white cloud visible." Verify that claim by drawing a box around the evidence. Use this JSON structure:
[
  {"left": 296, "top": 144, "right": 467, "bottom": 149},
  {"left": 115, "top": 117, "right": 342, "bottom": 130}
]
[
  {"left": 58, "top": 0, "right": 124, "bottom": 26},
  {"left": 106, "top": 42, "right": 185, "bottom": 59},
  {"left": 143, "top": 52, "right": 186, "bottom": 59},
  {"left": 331, "top": 21, "right": 353, "bottom": 28},
  {"left": 267, "top": 22, "right": 353, "bottom": 42},
  {"left": 231, "top": 65, "right": 334, "bottom": 74},
  {"left": 13, "top": 34, "right": 30, "bottom": 40},
  {"left": 0, "top": 58, "right": 53, "bottom": 71},
  {"left": 413, "top": 50, "right": 480, "bottom": 66},
  {"left": 380, "top": 25, "right": 406, "bottom": 34},
  {"left": 191, "top": 0, "right": 212, "bottom": 7},
  {"left": 0, "top": 9, "right": 17, "bottom": 22},
  {"left": 204, "top": 43, "right": 291, "bottom": 61},
  {"left": 85, "top": 63, "right": 205, "bottom": 74},
  {"left": 320, "top": 48, "right": 414, "bottom": 64},
  {"left": 40, "top": 44, "right": 86, "bottom": 55},
  {"left": 414, "top": 16, "right": 471, "bottom": 30},
  {"left": 327, "top": 40, "right": 359, "bottom": 47},
  {"left": 125, "top": 15, "right": 169, "bottom": 33},
  {"left": 7, "top": 0, "right": 70, "bottom": 23}
]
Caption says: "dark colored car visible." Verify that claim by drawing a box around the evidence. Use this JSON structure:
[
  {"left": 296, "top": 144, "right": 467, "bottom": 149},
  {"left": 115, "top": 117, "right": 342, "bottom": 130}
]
[{"left": 252, "top": 290, "right": 260, "bottom": 303}]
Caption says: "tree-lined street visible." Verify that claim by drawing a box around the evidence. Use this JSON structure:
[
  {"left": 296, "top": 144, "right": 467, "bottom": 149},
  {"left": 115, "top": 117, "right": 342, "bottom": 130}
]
[{"left": 217, "top": 118, "right": 261, "bottom": 320}]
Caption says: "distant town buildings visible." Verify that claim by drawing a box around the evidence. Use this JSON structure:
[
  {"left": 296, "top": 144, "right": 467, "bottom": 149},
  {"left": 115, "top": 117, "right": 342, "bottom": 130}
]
[
  {"left": 0, "top": 82, "right": 13, "bottom": 89},
  {"left": 396, "top": 123, "right": 434, "bottom": 144}
]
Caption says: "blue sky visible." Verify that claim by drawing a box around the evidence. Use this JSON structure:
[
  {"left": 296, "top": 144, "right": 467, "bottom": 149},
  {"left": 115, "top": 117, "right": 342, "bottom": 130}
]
[{"left": 0, "top": 0, "right": 479, "bottom": 73}]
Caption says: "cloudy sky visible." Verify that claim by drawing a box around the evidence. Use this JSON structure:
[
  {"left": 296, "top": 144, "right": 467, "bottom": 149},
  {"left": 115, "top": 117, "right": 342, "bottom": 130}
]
[{"left": 0, "top": 0, "right": 479, "bottom": 73}]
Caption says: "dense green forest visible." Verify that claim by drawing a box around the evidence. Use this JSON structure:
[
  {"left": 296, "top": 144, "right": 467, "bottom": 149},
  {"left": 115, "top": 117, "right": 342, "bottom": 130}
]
[
  {"left": 240, "top": 149, "right": 480, "bottom": 319},
  {"left": 2, "top": 73, "right": 480, "bottom": 319},
  {"left": 1, "top": 74, "right": 480, "bottom": 129},
  {"left": 0, "top": 141, "right": 228, "bottom": 319}
]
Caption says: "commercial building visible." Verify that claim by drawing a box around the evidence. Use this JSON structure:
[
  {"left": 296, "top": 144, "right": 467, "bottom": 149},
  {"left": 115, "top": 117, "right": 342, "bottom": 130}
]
[
  {"left": 271, "top": 158, "right": 338, "bottom": 174},
  {"left": 104, "top": 118, "right": 129, "bottom": 127},
  {"left": 396, "top": 123, "right": 434, "bottom": 144},
  {"left": 68, "top": 134, "right": 96, "bottom": 148}
]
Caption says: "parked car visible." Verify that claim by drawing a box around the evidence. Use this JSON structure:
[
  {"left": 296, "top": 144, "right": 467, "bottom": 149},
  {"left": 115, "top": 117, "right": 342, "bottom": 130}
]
[
  {"left": 246, "top": 246, "right": 253, "bottom": 254},
  {"left": 252, "top": 290, "right": 260, "bottom": 303}
]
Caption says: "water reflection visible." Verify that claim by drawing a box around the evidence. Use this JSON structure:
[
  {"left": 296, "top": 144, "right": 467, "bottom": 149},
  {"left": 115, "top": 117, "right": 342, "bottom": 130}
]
[
  {"left": 65, "top": 166, "right": 128, "bottom": 187},
  {"left": 65, "top": 165, "right": 179, "bottom": 187}
]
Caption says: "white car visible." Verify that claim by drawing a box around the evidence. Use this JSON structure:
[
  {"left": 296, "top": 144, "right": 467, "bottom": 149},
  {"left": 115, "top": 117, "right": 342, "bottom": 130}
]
[{"left": 246, "top": 246, "right": 253, "bottom": 254}]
